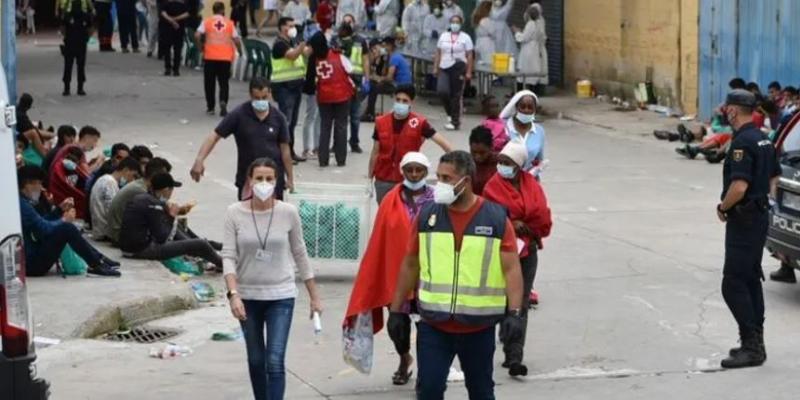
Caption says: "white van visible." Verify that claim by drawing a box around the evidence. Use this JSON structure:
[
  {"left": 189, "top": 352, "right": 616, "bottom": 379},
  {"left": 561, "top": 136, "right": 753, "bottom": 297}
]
[{"left": 0, "top": 65, "right": 50, "bottom": 398}]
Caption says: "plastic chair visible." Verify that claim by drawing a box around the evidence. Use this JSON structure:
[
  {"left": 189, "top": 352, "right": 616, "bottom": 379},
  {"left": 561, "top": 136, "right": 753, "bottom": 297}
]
[
  {"left": 251, "top": 40, "right": 273, "bottom": 80},
  {"left": 184, "top": 28, "right": 201, "bottom": 68},
  {"left": 243, "top": 39, "right": 266, "bottom": 79}
]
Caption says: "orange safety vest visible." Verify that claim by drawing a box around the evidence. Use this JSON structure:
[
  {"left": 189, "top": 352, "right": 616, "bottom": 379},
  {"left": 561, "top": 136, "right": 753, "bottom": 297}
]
[{"left": 202, "top": 15, "right": 236, "bottom": 62}]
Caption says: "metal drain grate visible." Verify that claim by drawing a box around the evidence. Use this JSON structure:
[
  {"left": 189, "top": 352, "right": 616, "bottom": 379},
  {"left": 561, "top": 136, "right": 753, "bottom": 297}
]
[{"left": 102, "top": 326, "right": 182, "bottom": 344}]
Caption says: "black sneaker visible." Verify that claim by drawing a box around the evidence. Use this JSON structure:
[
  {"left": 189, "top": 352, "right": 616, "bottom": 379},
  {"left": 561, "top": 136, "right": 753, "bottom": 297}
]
[
  {"left": 360, "top": 114, "right": 375, "bottom": 123},
  {"left": 769, "top": 263, "right": 797, "bottom": 283},
  {"left": 121, "top": 47, "right": 130, "bottom": 54},
  {"left": 147, "top": 51, "right": 153, "bottom": 58},
  {"left": 508, "top": 363, "right": 528, "bottom": 377},
  {"left": 220, "top": 105, "right": 228, "bottom": 117},
  {"left": 88, "top": 264, "right": 121, "bottom": 277},
  {"left": 164, "top": 70, "right": 172, "bottom": 76},
  {"left": 351, "top": 144, "right": 363, "bottom": 154},
  {"left": 101, "top": 256, "right": 121, "bottom": 268},
  {"left": 173, "top": 70, "right": 180, "bottom": 77}
]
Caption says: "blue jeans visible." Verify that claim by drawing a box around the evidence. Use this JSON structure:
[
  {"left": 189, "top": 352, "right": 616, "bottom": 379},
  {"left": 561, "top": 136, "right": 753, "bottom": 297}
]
[
  {"left": 240, "top": 298, "right": 295, "bottom": 400},
  {"left": 416, "top": 322, "right": 496, "bottom": 400},
  {"left": 27, "top": 222, "right": 104, "bottom": 276},
  {"left": 273, "top": 81, "right": 304, "bottom": 154}
]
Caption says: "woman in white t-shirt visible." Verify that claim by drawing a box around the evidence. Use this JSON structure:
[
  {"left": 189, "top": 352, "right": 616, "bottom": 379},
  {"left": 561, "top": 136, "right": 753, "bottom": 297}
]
[{"left": 433, "top": 14, "right": 474, "bottom": 131}]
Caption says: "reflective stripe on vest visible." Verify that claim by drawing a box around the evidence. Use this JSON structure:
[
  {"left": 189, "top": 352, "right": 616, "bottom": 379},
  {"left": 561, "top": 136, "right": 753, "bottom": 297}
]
[
  {"left": 60, "top": 0, "right": 92, "bottom": 14},
  {"left": 349, "top": 45, "right": 363, "bottom": 75},
  {"left": 271, "top": 39, "right": 306, "bottom": 82},
  {"left": 417, "top": 202, "right": 507, "bottom": 324},
  {"left": 203, "top": 16, "right": 236, "bottom": 62}
]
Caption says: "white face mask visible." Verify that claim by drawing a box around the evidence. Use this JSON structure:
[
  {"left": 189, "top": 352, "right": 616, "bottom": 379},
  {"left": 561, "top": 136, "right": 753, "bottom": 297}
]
[
  {"left": 433, "top": 177, "right": 465, "bottom": 205},
  {"left": 287, "top": 27, "right": 298, "bottom": 39},
  {"left": 27, "top": 188, "right": 42, "bottom": 204},
  {"left": 253, "top": 181, "right": 275, "bottom": 201}
]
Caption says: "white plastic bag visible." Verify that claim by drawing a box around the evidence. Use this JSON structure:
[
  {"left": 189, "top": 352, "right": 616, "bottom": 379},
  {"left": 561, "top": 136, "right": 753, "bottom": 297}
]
[{"left": 342, "top": 311, "right": 374, "bottom": 374}]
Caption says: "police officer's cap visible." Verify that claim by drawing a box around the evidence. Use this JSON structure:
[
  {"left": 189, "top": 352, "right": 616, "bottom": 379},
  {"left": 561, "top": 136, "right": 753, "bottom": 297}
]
[{"left": 725, "top": 89, "right": 757, "bottom": 108}]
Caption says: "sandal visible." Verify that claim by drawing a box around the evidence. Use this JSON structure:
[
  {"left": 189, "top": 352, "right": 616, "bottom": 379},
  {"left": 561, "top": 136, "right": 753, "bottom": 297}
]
[{"left": 392, "top": 369, "right": 413, "bottom": 385}]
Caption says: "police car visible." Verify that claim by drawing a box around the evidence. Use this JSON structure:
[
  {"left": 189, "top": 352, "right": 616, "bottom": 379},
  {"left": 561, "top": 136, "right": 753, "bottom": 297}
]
[
  {"left": 767, "top": 112, "right": 800, "bottom": 272},
  {"left": 0, "top": 65, "right": 50, "bottom": 398}
]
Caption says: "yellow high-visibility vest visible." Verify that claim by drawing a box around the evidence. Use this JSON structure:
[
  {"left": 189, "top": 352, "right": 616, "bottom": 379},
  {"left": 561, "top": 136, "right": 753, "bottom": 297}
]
[
  {"left": 417, "top": 201, "right": 508, "bottom": 326},
  {"left": 271, "top": 39, "right": 306, "bottom": 83}
]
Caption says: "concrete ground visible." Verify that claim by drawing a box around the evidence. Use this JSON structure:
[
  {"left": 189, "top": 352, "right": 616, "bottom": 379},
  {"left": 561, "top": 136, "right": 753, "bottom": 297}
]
[{"left": 14, "top": 33, "right": 800, "bottom": 399}]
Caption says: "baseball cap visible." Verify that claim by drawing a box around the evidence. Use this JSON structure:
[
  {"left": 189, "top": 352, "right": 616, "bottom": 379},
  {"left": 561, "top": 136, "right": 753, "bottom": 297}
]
[
  {"left": 150, "top": 172, "right": 182, "bottom": 191},
  {"left": 725, "top": 89, "right": 757, "bottom": 108}
]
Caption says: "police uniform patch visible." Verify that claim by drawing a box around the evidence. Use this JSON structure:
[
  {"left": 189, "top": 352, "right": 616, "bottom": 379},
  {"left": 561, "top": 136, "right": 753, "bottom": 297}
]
[{"left": 733, "top": 149, "right": 744, "bottom": 162}]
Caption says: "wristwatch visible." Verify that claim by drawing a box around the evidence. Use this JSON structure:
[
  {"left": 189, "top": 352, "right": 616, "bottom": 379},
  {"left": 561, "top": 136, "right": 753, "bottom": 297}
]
[
  {"left": 508, "top": 308, "right": 522, "bottom": 318},
  {"left": 226, "top": 289, "right": 239, "bottom": 300}
]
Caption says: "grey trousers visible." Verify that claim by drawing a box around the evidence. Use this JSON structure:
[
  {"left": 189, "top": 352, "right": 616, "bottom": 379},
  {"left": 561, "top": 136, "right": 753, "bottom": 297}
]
[
  {"left": 302, "top": 94, "right": 321, "bottom": 152},
  {"left": 374, "top": 180, "right": 398, "bottom": 205},
  {"left": 501, "top": 244, "right": 538, "bottom": 365},
  {"left": 147, "top": 7, "right": 159, "bottom": 54}
]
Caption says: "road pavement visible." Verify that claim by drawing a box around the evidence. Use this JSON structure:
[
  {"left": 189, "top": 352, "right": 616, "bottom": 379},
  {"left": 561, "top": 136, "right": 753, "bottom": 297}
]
[{"left": 14, "top": 34, "right": 800, "bottom": 399}]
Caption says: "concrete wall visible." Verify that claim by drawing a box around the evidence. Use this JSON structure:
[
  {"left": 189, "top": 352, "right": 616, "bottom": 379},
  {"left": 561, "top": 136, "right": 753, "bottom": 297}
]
[{"left": 564, "top": 0, "right": 698, "bottom": 114}]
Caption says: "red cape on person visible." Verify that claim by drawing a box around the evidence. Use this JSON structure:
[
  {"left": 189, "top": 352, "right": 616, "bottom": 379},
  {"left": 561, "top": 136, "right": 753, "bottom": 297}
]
[
  {"left": 343, "top": 185, "right": 413, "bottom": 334},
  {"left": 49, "top": 144, "right": 89, "bottom": 219},
  {"left": 483, "top": 171, "right": 552, "bottom": 257}
]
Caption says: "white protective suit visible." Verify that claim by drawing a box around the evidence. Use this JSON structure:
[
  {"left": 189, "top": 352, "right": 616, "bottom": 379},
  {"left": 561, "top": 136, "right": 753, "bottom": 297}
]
[
  {"left": 490, "top": 0, "right": 518, "bottom": 57},
  {"left": 375, "top": 0, "right": 400, "bottom": 37},
  {"left": 516, "top": 5, "right": 548, "bottom": 85},
  {"left": 402, "top": 0, "right": 431, "bottom": 55},
  {"left": 474, "top": 16, "right": 496, "bottom": 66},
  {"left": 442, "top": 1, "right": 463, "bottom": 25},
  {"left": 283, "top": 0, "right": 312, "bottom": 25},
  {"left": 335, "top": 0, "right": 368, "bottom": 30},
  {"left": 421, "top": 11, "right": 448, "bottom": 58}
]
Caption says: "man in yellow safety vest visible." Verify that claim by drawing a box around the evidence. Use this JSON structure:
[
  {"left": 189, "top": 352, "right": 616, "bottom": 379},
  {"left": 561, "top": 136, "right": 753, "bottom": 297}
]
[
  {"left": 271, "top": 17, "right": 308, "bottom": 163},
  {"left": 389, "top": 150, "right": 524, "bottom": 398}
]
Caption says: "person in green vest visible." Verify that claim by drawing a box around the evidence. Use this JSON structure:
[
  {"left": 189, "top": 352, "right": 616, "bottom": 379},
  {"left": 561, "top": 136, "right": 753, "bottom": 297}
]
[
  {"left": 57, "top": 0, "right": 95, "bottom": 96},
  {"left": 389, "top": 150, "right": 525, "bottom": 399},
  {"left": 271, "top": 17, "right": 309, "bottom": 163},
  {"left": 333, "top": 14, "right": 371, "bottom": 154}
]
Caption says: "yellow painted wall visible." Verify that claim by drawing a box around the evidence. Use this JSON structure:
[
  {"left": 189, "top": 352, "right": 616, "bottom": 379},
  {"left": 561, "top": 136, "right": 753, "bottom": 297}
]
[{"left": 564, "top": 0, "right": 698, "bottom": 114}]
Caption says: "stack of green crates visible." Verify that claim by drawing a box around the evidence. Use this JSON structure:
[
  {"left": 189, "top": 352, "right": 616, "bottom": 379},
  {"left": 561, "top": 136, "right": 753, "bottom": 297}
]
[{"left": 299, "top": 200, "right": 360, "bottom": 260}]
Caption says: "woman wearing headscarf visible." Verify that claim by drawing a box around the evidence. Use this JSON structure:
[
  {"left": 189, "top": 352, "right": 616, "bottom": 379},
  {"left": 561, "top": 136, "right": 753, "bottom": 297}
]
[
  {"left": 472, "top": 1, "right": 495, "bottom": 67},
  {"left": 489, "top": 0, "right": 518, "bottom": 57},
  {"left": 307, "top": 31, "right": 356, "bottom": 167},
  {"left": 483, "top": 141, "right": 551, "bottom": 377},
  {"left": 344, "top": 152, "right": 434, "bottom": 386},
  {"left": 500, "top": 90, "right": 546, "bottom": 174},
  {"left": 515, "top": 3, "right": 548, "bottom": 94}
]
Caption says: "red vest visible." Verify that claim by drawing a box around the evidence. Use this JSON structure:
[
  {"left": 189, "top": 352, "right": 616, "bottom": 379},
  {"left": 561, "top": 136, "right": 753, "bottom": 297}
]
[
  {"left": 316, "top": 50, "right": 355, "bottom": 104},
  {"left": 373, "top": 112, "right": 426, "bottom": 182}
]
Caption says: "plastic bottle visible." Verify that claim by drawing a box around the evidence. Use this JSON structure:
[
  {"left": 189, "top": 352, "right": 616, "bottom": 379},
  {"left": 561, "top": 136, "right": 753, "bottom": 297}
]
[{"left": 312, "top": 311, "right": 322, "bottom": 344}]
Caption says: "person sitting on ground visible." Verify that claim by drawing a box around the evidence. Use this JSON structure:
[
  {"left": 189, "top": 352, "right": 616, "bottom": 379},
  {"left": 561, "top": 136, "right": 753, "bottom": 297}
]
[
  {"left": 15, "top": 135, "right": 26, "bottom": 169},
  {"left": 16, "top": 93, "right": 56, "bottom": 167},
  {"left": 49, "top": 146, "right": 91, "bottom": 219},
  {"left": 85, "top": 142, "right": 130, "bottom": 195},
  {"left": 780, "top": 86, "right": 799, "bottom": 121},
  {"left": 90, "top": 157, "right": 142, "bottom": 241},
  {"left": 52, "top": 125, "right": 105, "bottom": 175},
  {"left": 470, "top": 125, "right": 498, "bottom": 195},
  {"left": 129, "top": 144, "right": 155, "bottom": 172},
  {"left": 18, "top": 165, "right": 121, "bottom": 277},
  {"left": 119, "top": 172, "right": 223, "bottom": 271},
  {"left": 368, "top": 84, "right": 453, "bottom": 204},
  {"left": 43, "top": 125, "right": 78, "bottom": 174},
  {"left": 483, "top": 141, "right": 552, "bottom": 376},
  {"left": 345, "top": 152, "right": 434, "bottom": 386},
  {"left": 107, "top": 157, "right": 172, "bottom": 244},
  {"left": 480, "top": 95, "right": 509, "bottom": 152}
]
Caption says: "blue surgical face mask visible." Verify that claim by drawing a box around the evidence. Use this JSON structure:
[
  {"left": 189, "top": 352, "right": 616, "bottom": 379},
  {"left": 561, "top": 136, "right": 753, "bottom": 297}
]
[
  {"left": 403, "top": 178, "right": 426, "bottom": 191},
  {"left": 450, "top": 23, "right": 461, "bottom": 33},
  {"left": 393, "top": 102, "right": 410, "bottom": 118},
  {"left": 497, "top": 164, "right": 517, "bottom": 179},
  {"left": 62, "top": 159, "right": 78, "bottom": 171},
  {"left": 252, "top": 100, "right": 270, "bottom": 112},
  {"left": 516, "top": 111, "right": 535, "bottom": 124}
]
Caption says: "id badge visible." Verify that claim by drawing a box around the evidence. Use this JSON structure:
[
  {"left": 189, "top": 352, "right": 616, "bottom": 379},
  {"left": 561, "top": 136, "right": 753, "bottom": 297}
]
[{"left": 255, "top": 249, "right": 273, "bottom": 263}]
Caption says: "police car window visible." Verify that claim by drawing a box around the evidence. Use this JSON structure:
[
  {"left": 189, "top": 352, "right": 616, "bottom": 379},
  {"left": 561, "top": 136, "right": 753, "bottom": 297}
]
[{"left": 782, "top": 121, "right": 800, "bottom": 154}]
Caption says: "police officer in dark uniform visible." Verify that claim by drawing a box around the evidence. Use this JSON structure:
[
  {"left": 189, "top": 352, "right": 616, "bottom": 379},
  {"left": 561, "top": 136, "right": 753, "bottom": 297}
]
[
  {"left": 716, "top": 89, "right": 781, "bottom": 369},
  {"left": 59, "top": 0, "right": 95, "bottom": 96}
]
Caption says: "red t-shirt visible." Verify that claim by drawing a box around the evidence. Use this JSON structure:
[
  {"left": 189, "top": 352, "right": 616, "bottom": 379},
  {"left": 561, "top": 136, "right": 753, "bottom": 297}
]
[{"left": 407, "top": 197, "right": 517, "bottom": 333}]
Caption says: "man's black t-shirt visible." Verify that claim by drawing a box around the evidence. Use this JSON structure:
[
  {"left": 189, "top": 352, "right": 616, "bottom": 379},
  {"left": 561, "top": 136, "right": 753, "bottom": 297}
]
[
  {"left": 272, "top": 37, "right": 294, "bottom": 59},
  {"left": 214, "top": 101, "right": 290, "bottom": 188},
  {"left": 160, "top": 0, "right": 188, "bottom": 31}
]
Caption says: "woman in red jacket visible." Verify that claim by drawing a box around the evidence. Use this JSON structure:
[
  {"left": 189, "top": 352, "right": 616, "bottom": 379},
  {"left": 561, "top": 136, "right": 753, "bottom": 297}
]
[
  {"left": 308, "top": 31, "right": 355, "bottom": 167},
  {"left": 483, "top": 140, "right": 552, "bottom": 377}
]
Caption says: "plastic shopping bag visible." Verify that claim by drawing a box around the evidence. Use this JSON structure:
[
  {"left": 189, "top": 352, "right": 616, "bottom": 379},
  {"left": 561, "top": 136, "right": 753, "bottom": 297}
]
[
  {"left": 60, "top": 245, "right": 87, "bottom": 275},
  {"left": 161, "top": 257, "right": 202, "bottom": 276},
  {"left": 342, "top": 311, "right": 374, "bottom": 374}
]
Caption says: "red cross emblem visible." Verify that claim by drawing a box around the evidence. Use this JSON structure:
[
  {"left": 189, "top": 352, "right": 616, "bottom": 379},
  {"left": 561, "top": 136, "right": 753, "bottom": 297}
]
[
  {"left": 214, "top": 19, "right": 226, "bottom": 32},
  {"left": 409, "top": 118, "right": 419, "bottom": 128},
  {"left": 316, "top": 61, "right": 334, "bottom": 80}
]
